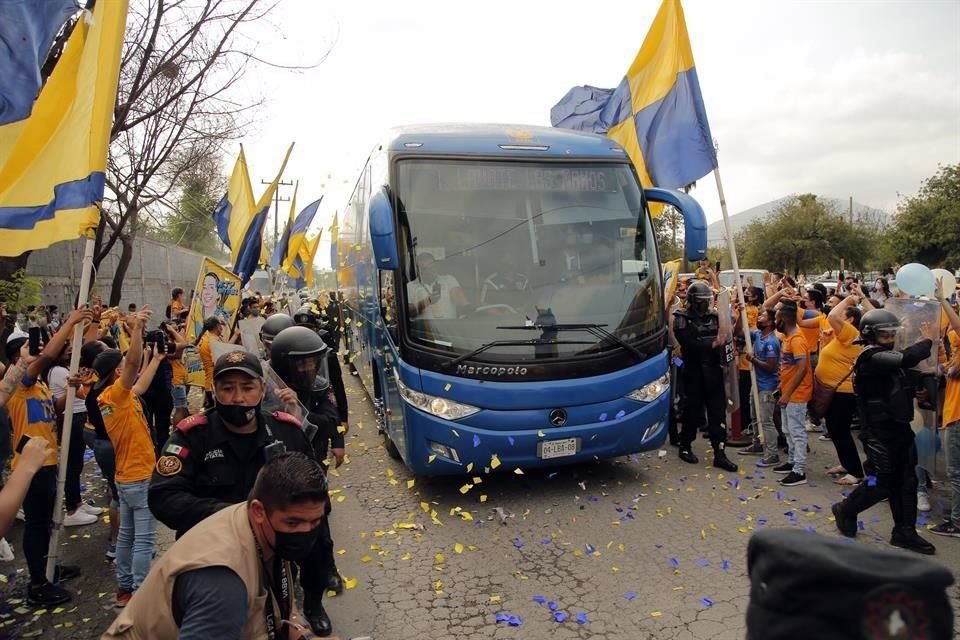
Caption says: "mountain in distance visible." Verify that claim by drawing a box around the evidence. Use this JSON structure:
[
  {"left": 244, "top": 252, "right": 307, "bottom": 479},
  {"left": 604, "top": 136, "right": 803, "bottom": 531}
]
[{"left": 706, "top": 196, "right": 891, "bottom": 247}]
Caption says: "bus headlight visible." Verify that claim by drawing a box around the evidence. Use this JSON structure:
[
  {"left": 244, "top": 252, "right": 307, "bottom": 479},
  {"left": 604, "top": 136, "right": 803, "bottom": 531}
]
[
  {"left": 395, "top": 373, "right": 480, "bottom": 420},
  {"left": 625, "top": 373, "right": 671, "bottom": 403}
]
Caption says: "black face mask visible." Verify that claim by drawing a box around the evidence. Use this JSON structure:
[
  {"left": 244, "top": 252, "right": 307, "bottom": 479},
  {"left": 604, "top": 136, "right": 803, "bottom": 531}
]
[
  {"left": 215, "top": 401, "right": 259, "bottom": 426},
  {"left": 267, "top": 517, "right": 322, "bottom": 562},
  {"left": 822, "top": 304, "right": 833, "bottom": 315}
]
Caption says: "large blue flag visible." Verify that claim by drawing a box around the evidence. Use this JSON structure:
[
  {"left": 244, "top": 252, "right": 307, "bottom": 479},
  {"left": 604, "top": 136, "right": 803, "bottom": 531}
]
[
  {"left": 551, "top": 0, "right": 716, "bottom": 192},
  {"left": 0, "top": 0, "right": 78, "bottom": 126}
]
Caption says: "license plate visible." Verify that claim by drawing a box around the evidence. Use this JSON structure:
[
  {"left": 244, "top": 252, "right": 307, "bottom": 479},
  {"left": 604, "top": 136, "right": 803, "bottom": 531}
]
[{"left": 538, "top": 438, "right": 580, "bottom": 460}]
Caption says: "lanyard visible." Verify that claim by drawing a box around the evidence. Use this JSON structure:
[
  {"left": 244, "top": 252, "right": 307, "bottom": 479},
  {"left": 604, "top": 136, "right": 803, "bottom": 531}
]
[{"left": 252, "top": 528, "right": 291, "bottom": 640}]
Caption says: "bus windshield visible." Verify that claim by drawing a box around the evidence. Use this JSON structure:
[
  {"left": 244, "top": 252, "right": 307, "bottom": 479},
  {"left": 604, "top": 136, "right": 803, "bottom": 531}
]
[{"left": 395, "top": 159, "right": 663, "bottom": 361}]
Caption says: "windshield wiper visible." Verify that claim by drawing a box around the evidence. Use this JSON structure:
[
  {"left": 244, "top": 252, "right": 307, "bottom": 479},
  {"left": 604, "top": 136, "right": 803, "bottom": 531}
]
[
  {"left": 496, "top": 323, "right": 645, "bottom": 361},
  {"left": 441, "top": 338, "right": 593, "bottom": 369}
]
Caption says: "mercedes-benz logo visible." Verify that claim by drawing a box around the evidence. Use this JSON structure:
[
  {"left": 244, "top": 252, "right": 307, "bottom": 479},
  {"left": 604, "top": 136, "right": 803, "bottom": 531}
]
[{"left": 548, "top": 408, "right": 567, "bottom": 426}]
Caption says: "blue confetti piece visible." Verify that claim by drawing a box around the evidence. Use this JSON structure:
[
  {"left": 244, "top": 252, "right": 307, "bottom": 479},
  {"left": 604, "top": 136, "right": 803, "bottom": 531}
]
[
  {"left": 655, "top": 544, "right": 663, "bottom": 549},
  {"left": 625, "top": 591, "right": 638, "bottom": 600},
  {"left": 473, "top": 434, "right": 481, "bottom": 448},
  {"left": 541, "top": 538, "right": 551, "bottom": 545},
  {"left": 589, "top": 496, "right": 599, "bottom": 502},
  {"left": 548, "top": 601, "right": 559, "bottom": 611},
  {"left": 509, "top": 615, "right": 523, "bottom": 627},
  {"left": 866, "top": 475, "right": 877, "bottom": 487},
  {"left": 514, "top": 539, "right": 524, "bottom": 549},
  {"left": 757, "top": 518, "right": 767, "bottom": 525},
  {"left": 553, "top": 611, "right": 567, "bottom": 623},
  {"left": 804, "top": 525, "right": 815, "bottom": 532},
  {"left": 598, "top": 412, "right": 608, "bottom": 421},
  {"left": 547, "top": 472, "right": 557, "bottom": 479},
  {"left": 776, "top": 491, "right": 783, "bottom": 500},
  {"left": 507, "top": 436, "right": 515, "bottom": 446},
  {"left": 697, "top": 558, "right": 710, "bottom": 567},
  {"left": 615, "top": 409, "right": 626, "bottom": 419},
  {"left": 585, "top": 543, "right": 596, "bottom": 554},
  {"left": 857, "top": 521, "right": 865, "bottom": 531},
  {"left": 496, "top": 613, "right": 510, "bottom": 623},
  {"left": 533, "top": 595, "right": 546, "bottom": 604},
  {"left": 700, "top": 598, "right": 713, "bottom": 607},
  {"left": 575, "top": 612, "right": 589, "bottom": 624},
  {"left": 616, "top": 506, "right": 624, "bottom": 513},
  {"left": 721, "top": 560, "right": 731, "bottom": 570},
  {"left": 669, "top": 557, "right": 679, "bottom": 568}
]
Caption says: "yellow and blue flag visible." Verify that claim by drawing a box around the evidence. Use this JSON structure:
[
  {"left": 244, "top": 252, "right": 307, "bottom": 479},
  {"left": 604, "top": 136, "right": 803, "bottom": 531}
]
[
  {"left": 291, "top": 231, "right": 322, "bottom": 288},
  {"left": 279, "top": 195, "right": 323, "bottom": 277},
  {"left": 0, "top": 1, "right": 128, "bottom": 257},
  {"left": 233, "top": 143, "right": 294, "bottom": 284},
  {"left": 550, "top": 0, "right": 716, "bottom": 191},
  {"left": 0, "top": 0, "right": 78, "bottom": 125},
  {"left": 329, "top": 211, "right": 339, "bottom": 272},
  {"left": 211, "top": 146, "right": 255, "bottom": 252}
]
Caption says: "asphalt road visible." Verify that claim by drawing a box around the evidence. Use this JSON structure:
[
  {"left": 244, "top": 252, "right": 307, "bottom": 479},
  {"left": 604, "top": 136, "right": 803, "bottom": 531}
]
[{"left": 0, "top": 372, "right": 956, "bottom": 639}]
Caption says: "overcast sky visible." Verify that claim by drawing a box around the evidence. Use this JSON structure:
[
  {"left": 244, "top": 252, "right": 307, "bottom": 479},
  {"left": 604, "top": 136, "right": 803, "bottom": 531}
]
[{"left": 232, "top": 0, "right": 960, "bottom": 269}]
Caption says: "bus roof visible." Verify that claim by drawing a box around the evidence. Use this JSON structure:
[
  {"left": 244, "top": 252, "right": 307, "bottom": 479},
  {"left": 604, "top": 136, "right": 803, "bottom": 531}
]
[{"left": 386, "top": 123, "right": 631, "bottom": 159}]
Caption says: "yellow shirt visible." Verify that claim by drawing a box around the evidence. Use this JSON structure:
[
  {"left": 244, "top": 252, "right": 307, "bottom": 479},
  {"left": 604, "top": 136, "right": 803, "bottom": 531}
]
[
  {"left": 780, "top": 331, "right": 813, "bottom": 403},
  {"left": 942, "top": 329, "right": 960, "bottom": 428},
  {"left": 815, "top": 321, "right": 861, "bottom": 394},
  {"left": 817, "top": 315, "right": 836, "bottom": 349},
  {"left": 7, "top": 380, "right": 59, "bottom": 468},
  {"left": 798, "top": 308, "right": 822, "bottom": 354},
  {"left": 171, "top": 357, "right": 186, "bottom": 386},
  {"left": 99, "top": 380, "right": 156, "bottom": 483},
  {"left": 198, "top": 333, "right": 216, "bottom": 392}
]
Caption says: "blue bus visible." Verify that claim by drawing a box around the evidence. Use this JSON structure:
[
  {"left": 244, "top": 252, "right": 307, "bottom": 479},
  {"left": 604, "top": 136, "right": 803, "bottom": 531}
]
[{"left": 338, "top": 124, "right": 707, "bottom": 475}]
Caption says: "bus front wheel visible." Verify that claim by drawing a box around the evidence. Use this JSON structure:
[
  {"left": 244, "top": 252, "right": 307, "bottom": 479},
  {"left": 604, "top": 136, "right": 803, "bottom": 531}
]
[{"left": 382, "top": 431, "right": 402, "bottom": 461}]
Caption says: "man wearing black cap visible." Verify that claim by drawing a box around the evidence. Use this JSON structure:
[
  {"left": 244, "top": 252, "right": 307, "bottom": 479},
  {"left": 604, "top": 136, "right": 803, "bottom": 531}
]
[{"left": 746, "top": 528, "right": 954, "bottom": 640}]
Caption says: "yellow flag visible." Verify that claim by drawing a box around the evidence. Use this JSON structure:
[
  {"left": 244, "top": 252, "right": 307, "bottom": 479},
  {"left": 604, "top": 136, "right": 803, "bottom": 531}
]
[{"left": 0, "top": 2, "right": 129, "bottom": 256}]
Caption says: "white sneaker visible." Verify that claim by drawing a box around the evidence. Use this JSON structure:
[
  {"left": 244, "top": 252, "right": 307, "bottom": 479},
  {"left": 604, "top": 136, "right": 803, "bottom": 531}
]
[
  {"left": 79, "top": 503, "right": 104, "bottom": 516},
  {"left": 0, "top": 538, "right": 14, "bottom": 561},
  {"left": 917, "top": 493, "right": 931, "bottom": 513},
  {"left": 63, "top": 510, "right": 98, "bottom": 527}
]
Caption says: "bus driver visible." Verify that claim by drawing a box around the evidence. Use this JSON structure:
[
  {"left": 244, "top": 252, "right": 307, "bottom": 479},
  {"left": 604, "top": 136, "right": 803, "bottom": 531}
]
[{"left": 407, "top": 252, "right": 469, "bottom": 320}]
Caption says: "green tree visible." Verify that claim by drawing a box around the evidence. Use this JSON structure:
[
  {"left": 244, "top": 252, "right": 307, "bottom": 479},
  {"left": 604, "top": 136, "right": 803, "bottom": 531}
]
[
  {"left": 653, "top": 205, "right": 685, "bottom": 262},
  {"left": 880, "top": 164, "right": 960, "bottom": 268},
  {"left": 735, "top": 194, "right": 873, "bottom": 278},
  {"left": 0, "top": 269, "right": 43, "bottom": 317}
]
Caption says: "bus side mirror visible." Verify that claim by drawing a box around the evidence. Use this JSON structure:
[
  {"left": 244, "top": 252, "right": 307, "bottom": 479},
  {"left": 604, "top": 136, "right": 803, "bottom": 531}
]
[
  {"left": 644, "top": 188, "right": 708, "bottom": 263},
  {"left": 369, "top": 188, "right": 400, "bottom": 270}
]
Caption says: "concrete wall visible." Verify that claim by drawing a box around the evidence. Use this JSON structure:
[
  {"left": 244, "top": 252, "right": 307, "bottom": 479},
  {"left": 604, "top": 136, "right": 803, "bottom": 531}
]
[{"left": 26, "top": 236, "right": 212, "bottom": 316}]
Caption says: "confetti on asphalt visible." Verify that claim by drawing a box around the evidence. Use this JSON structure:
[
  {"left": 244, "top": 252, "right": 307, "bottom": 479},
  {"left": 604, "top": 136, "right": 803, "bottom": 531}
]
[
  {"left": 533, "top": 595, "right": 546, "bottom": 604},
  {"left": 553, "top": 611, "right": 567, "bottom": 623},
  {"left": 625, "top": 591, "right": 638, "bottom": 600},
  {"left": 701, "top": 598, "right": 713, "bottom": 607},
  {"left": 575, "top": 612, "right": 589, "bottom": 624}
]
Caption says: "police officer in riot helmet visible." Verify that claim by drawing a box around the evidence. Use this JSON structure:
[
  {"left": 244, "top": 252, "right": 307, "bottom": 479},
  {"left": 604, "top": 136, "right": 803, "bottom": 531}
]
[
  {"left": 270, "top": 325, "right": 343, "bottom": 635},
  {"left": 672, "top": 281, "right": 738, "bottom": 472},
  {"left": 259, "top": 312, "right": 294, "bottom": 358},
  {"left": 294, "top": 302, "right": 350, "bottom": 435},
  {"left": 832, "top": 309, "right": 938, "bottom": 555}
]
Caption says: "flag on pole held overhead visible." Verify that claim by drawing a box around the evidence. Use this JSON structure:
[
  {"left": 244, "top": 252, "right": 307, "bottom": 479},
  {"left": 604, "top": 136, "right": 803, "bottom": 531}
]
[
  {"left": 329, "top": 211, "right": 339, "bottom": 271},
  {"left": 211, "top": 146, "right": 255, "bottom": 252},
  {"left": 550, "top": 0, "right": 716, "bottom": 192},
  {"left": 233, "top": 142, "right": 294, "bottom": 285},
  {"left": 0, "top": 1, "right": 129, "bottom": 257},
  {"left": 0, "top": 0, "right": 78, "bottom": 126},
  {"left": 291, "top": 231, "right": 322, "bottom": 288},
  {"left": 281, "top": 195, "right": 323, "bottom": 277},
  {"left": 270, "top": 180, "right": 298, "bottom": 271}
]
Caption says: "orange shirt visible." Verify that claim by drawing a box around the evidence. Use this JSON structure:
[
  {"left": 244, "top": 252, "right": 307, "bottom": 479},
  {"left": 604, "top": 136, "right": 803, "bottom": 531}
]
[
  {"left": 171, "top": 356, "right": 186, "bottom": 386},
  {"left": 798, "top": 308, "right": 822, "bottom": 354},
  {"left": 942, "top": 329, "right": 960, "bottom": 428},
  {"left": 6, "top": 380, "right": 59, "bottom": 469},
  {"left": 198, "top": 333, "right": 215, "bottom": 392},
  {"left": 817, "top": 315, "right": 835, "bottom": 349},
  {"left": 171, "top": 299, "right": 185, "bottom": 318},
  {"left": 815, "top": 321, "right": 861, "bottom": 394},
  {"left": 779, "top": 330, "right": 812, "bottom": 403},
  {"left": 99, "top": 380, "right": 156, "bottom": 483}
]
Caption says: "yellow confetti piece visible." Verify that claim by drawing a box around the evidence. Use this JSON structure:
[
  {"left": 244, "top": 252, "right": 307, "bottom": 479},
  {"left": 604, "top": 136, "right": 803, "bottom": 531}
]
[
  {"left": 459, "top": 511, "right": 474, "bottom": 521},
  {"left": 407, "top": 479, "right": 415, "bottom": 489},
  {"left": 513, "top": 468, "right": 524, "bottom": 475},
  {"left": 454, "top": 543, "right": 464, "bottom": 554},
  {"left": 344, "top": 577, "right": 358, "bottom": 590},
  {"left": 490, "top": 454, "right": 501, "bottom": 469},
  {"left": 459, "top": 483, "right": 473, "bottom": 494},
  {"left": 435, "top": 553, "right": 446, "bottom": 563},
  {"left": 360, "top": 555, "right": 373, "bottom": 563},
  {"left": 337, "top": 425, "right": 347, "bottom": 434},
  {"left": 397, "top": 522, "right": 418, "bottom": 530},
  {"left": 52, "top": 607, "right": 65, "bottom": 614},
  {"left": 401, "top": 552, "right": 411, "bottom": 560},
  {"left": 428, "top": 454, "right": 437, "bottom": 463},
  {"left": 538, "top": 430, "right": 545, "bottom": 437},
  {"left": 466, "top": 462, "right": 474, "bottom": 472},
  {"left": 700, "top": 529, "right": 707, "bottom": 540},
  {"left": 336, "top": 495, "right": 345, "bottom": 503},
  {"left": 480, "top": 494, "right": 488, "bottom": 503},
  {"left": 420, "top": 502, "right": 430, "bottom": 513},
  {"left": 651, "top": 611, "right": 662, "bottom": 617},
  {"left": 672, "top": 586, "right": 684, "bottom": 591},
  {"left": 472, "top": 476, "right": 483, "bottom": 484},
  {"left": 451, "top": 429, "right": 460, "bottom": 438},
  {"left": 444, "top": 383, "right": 452, "bottom": 391},
  {"left": 337, "top": 549, "right": 347, "bottom": 555},
  {"left": 490, "top": 595, "right": 501, "bottom": 603},
  {"left": 611, "top": 566, "right": 620, "bottom": 573}
]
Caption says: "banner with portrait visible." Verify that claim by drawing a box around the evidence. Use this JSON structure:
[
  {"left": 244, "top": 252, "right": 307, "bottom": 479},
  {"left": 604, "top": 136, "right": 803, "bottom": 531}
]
[{"left": 185, "top": 258, "right": 243, "bottom": 343}]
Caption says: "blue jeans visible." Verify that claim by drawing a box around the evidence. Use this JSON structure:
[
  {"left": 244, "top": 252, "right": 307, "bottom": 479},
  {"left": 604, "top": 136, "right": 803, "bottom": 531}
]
[
  {"left": 781, "top": 402, "right": 808, "bottom": 474},
  {"left": 946, "top": 421, "right": 960, "bottom": 526},
  {"left": 116, "top": 479, "right": 155, "bottom": 591}
]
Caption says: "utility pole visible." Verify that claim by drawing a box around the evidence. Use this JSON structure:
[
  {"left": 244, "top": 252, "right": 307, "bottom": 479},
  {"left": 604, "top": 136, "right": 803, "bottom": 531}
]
[
  {"left": 849, "top": 195, "right": 853, "bottom": 226},
  {"left": 262, "top": 178, "right": 294, "bottom": 249}
]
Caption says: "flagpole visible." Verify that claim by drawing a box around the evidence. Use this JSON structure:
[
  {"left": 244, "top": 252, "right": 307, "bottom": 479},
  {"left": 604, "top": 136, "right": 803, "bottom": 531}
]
[
  {"left": 713, "top": 163, "right": 763, "bottom": 446},
  {"left": 46, "top": 232, "right": 96, "bottom": 581}
]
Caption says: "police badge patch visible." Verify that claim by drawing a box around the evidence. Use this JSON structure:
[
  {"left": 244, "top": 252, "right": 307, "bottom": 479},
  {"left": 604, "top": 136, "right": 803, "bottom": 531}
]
[{"left": 156, "top": 455, "right": 183, "bottom": 476}]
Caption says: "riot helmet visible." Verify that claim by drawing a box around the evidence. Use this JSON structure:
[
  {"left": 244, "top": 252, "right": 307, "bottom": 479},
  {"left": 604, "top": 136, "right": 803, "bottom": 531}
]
[
  {"left": 293, "top": 302, "right": 335, "bottom": 351},
  {"left": 686, "top": 281, "right": 713, "bottom": 315},
  {"left": 859, "top": 309, "right": 902, "bottom": 347},
  {"left": 269, "top": 326, "right": 330, "bottom": 393},
  {"left": 260, "top": 313, "right": 294, "bottom": 350}
]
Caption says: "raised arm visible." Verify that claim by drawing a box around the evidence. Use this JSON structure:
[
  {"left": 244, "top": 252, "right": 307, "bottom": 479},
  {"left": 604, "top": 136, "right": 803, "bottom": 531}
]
[
  {"left": 935, "top": 277, "right": 960, "bottom": 335},
  {"left": 827, "top": 294, "right": 859, "bottom": 334},
  {"left": 120, "top": 307, "right": 150, "bottom": 390}
]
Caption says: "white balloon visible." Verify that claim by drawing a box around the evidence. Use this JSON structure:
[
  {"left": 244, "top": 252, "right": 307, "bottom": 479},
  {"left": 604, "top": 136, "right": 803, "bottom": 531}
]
[{"left": 931, "top": 268, "right": 957, "bottom": 298}]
